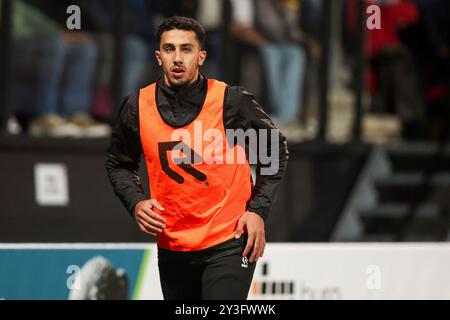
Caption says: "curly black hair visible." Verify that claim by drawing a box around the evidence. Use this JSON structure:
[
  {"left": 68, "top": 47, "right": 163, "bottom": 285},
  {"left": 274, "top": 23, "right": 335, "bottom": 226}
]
[{"left": 156, "top": 16, "right": 206, "bottom": 48}]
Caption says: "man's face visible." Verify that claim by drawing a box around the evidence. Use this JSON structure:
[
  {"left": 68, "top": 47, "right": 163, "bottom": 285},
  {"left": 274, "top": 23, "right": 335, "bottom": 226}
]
[{"left": 155, "top": 29, "right": 207, "bottom": 88}]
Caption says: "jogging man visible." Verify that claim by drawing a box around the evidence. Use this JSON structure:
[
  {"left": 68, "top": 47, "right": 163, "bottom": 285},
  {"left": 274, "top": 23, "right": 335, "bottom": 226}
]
[{"left": 106, "top": 16, "right": 289, "bottom": 300}]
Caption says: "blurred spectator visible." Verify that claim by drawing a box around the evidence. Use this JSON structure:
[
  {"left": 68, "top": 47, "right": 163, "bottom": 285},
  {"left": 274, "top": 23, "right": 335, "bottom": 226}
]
[
  {"left": 412, "top": 0, "right": 450, "bottom": 139},
  {"left": 300, "top": 0, "right": 323, "bottom": 39},
  {"left": 82, "top": 0, "right": 153, "bottom": 121},
  {"left": 229, "top": 0, "right": 319, "bottom": 138},
  {"left": 31, "top": 0, "right": 153, "bottom": 122},
  {"left": 5, "top": 0, "right": 110, "bottom": 137},
  {"left": 347, "top": 0, "right": 426, "bottom": 139}
]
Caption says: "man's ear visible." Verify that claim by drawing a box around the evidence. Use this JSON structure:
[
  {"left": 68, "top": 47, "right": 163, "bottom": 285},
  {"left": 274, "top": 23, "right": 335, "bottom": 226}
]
[
  {"left": 198, "top": 50, "right": 207, "bottom": 67},
  {"left": 155, "top": 51, "right": 162, "bottom": 66}
]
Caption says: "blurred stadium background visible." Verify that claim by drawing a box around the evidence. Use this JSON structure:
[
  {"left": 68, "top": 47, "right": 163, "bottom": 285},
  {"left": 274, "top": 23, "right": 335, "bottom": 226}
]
[{"left": 0, "top": 0, "right": 449, "bottom": 300}]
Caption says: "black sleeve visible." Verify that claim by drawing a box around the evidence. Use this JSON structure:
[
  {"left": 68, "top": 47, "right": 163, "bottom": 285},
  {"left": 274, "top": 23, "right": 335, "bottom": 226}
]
[
  {"left": 105, "top": 93, "right": 147, "bottom": 217},
  {"left": 224, "top": 86, "right": 289, "bottom": 220}
]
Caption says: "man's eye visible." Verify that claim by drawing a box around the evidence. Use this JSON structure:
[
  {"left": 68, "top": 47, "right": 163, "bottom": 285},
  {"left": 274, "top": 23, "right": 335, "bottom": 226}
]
[
  {"left": 165, "top": 47, "right": 174, "bottom": 52},
  {"left": 183, "top": 48, "right": 191, "bottom": 52}
]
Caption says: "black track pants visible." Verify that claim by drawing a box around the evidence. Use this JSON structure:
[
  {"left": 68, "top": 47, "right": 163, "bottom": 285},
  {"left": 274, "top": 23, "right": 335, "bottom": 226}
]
[{"left": 158, "top": 236, "right": 256, "bottom": 300}]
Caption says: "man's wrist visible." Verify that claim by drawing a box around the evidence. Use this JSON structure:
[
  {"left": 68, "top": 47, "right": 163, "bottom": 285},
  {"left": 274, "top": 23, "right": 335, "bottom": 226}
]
[
  {"left": 130, "top": 195, "right": 148, "bottom": 218},
  {"left": 246, "top": 206, "right": 269, "bottom": 220}
]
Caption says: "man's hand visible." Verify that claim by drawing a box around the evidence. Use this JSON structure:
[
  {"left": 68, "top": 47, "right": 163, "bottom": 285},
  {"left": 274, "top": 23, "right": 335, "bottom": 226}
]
[
  {"left": 234, "top": 211, "right": 265, "bottom": 263},
  {"left": 134, "top": 199, "right": 166, "bottom": 236}
]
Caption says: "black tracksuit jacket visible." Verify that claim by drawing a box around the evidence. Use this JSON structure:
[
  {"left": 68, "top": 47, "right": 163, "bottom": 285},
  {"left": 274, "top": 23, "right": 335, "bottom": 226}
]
[{"left": 105, "top": 75, "right": 289, "bottom": 221}]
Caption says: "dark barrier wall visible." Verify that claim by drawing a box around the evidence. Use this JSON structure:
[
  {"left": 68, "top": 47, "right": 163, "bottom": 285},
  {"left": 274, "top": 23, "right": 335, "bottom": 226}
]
[
  {"left": 0, "top": 138, "right": 369, "bottom": 242},
  {"left": 269, "top": 142, "right": 369, "bottom": 241}
]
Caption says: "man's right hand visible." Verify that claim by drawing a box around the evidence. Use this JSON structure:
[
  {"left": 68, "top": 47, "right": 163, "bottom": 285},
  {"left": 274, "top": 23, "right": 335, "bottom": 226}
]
[{"left": 134, "top": 199, "right": 166, "bottom": 236}]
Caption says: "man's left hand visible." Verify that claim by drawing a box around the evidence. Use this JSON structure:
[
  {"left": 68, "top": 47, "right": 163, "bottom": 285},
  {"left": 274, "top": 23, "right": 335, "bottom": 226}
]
[{"left": 234, "top": 211, "right": 265, "bottom": 263}]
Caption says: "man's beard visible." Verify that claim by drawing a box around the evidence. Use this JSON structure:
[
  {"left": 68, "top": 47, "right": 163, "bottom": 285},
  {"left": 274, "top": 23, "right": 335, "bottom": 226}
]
[
  {"left": 168, "top": 72, "right": 197, "bottom": 90},
  {"left": 169, "top": 78, "right": 190, "bottom": 90}
]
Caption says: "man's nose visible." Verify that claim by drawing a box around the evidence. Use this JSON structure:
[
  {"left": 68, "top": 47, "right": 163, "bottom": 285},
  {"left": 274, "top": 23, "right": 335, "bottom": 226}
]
[{"left": 174, "top": 49, "right": 183, "bottom": 64}]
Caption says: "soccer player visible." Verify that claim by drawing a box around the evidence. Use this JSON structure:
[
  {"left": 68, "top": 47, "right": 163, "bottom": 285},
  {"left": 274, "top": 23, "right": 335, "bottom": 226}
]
[{"left": 106, "top": 16, "right": 288, "bottom": 300}]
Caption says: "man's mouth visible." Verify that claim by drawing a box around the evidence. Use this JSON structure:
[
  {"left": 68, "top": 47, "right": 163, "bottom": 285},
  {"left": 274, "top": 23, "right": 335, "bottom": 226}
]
[{"left": 172, "top": 67, "right": 185, "bottom": 78}]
